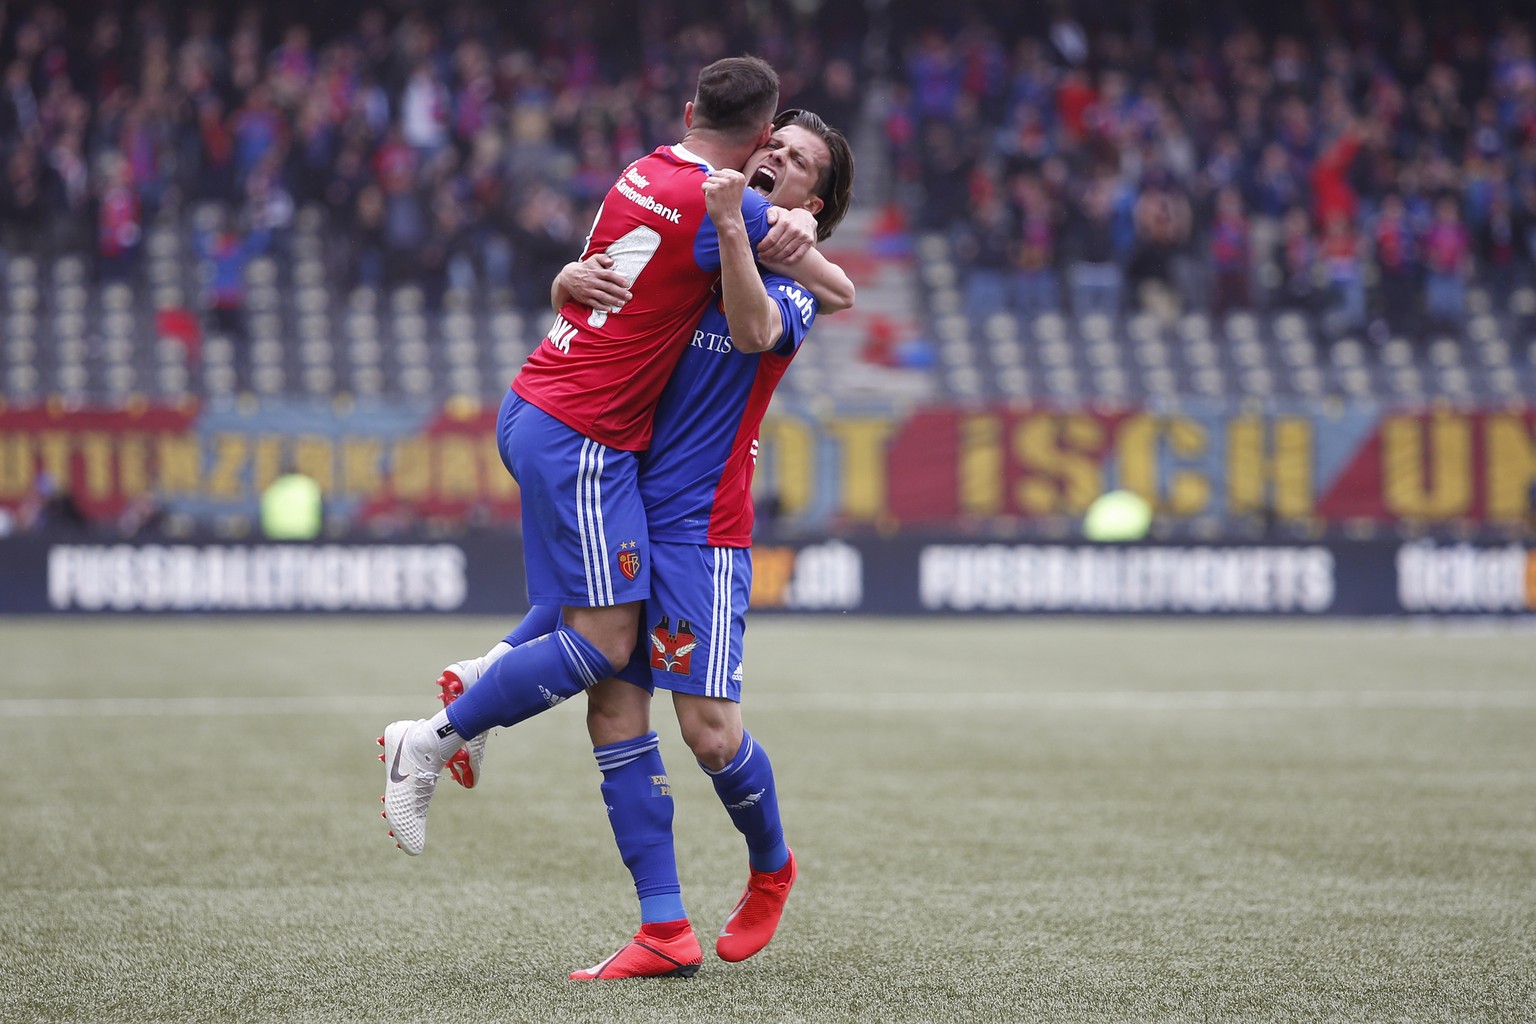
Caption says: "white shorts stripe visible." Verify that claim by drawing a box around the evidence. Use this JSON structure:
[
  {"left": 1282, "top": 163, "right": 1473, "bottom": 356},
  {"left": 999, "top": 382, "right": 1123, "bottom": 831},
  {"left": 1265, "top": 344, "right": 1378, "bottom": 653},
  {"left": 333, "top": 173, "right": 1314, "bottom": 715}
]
[
  {"left": 707, "top": 548, "right": 734, "bottom": 699},
  {"left": 557, "top": 631, "right": 599, "bottom": 688},
  {"left": 576, "top": 440, "right": 614, "bottom": 607}
]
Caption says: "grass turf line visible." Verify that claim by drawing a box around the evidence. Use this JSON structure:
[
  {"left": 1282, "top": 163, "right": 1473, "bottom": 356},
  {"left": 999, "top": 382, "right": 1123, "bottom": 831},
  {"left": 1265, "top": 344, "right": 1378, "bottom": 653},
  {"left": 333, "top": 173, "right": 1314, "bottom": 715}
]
[{"left": 1, "top": 617, "right": 1533, "bottom": 1023}]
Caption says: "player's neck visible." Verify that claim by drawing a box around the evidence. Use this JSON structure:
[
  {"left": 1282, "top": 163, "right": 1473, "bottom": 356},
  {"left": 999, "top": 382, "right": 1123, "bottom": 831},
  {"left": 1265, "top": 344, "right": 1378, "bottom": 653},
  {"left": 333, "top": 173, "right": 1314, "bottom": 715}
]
[{"left": 677, "top": 130, "right": 753, "bottom": 173}]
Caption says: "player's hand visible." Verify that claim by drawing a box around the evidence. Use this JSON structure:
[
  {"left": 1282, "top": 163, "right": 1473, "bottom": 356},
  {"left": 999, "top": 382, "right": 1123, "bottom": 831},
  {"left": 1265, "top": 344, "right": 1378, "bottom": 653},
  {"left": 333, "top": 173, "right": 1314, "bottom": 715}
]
[
  {"left": 560, "top": 253, "right": 631, "bottom": 311},
  {"left": 703, "top": 169, "right": 748, "bottom": 224},
  {"left": 759, "top": 206, "right": 816, "bottom": 264}
]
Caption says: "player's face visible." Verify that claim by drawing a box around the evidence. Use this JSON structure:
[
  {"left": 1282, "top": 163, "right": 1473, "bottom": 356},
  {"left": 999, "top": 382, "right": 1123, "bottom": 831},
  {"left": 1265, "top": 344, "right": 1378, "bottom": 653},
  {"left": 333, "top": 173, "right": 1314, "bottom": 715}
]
[{"left": 744, "top": 125, "right": 831, "bottom": 216}]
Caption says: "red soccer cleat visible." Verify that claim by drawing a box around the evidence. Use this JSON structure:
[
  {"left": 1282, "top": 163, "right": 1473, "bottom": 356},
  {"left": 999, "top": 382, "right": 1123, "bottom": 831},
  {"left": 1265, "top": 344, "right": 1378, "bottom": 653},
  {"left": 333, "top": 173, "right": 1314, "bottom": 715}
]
[
  {"left": 569, "top": 922, "right": 702, "bottom": 980},
  {"left": 716, "top": 850, "right": 797, "bottom": 963}
]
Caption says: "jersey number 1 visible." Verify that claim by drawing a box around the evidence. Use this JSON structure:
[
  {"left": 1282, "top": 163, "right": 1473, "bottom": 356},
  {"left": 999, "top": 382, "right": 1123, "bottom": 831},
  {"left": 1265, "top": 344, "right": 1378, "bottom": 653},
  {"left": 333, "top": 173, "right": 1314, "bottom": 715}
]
[{"left": 587, "top": 225, "right": 663, "bottom": 328}]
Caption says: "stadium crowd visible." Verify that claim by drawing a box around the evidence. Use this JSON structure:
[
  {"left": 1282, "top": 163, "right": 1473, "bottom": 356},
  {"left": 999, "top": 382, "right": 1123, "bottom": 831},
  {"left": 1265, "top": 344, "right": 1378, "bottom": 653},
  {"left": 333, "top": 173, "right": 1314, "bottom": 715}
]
[
  {"left": 889, "top": 1, "right": 1536, "bottom": 337},
  {"left": 0, "top": 0, "right": 865, "bottom": 315},
  {"left": 1, "top": 0, "right": 1534, "bottom": 339}
]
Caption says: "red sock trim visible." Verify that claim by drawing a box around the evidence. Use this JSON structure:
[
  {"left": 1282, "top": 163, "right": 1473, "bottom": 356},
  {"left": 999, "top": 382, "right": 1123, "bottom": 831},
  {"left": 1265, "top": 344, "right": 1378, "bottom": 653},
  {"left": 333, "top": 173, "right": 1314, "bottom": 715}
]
[{"left": 640, "top": 918, "right": 690, "bottom": 941}]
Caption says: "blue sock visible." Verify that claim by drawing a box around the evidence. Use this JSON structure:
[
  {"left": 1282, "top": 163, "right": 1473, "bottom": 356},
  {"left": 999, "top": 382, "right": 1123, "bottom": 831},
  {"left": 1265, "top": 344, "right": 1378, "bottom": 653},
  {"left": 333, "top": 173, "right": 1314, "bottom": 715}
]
[
  {"left": 704, "top": 732, "right": 788, "bottom": 873},
  {"left": 445, "top": 625, "right": 612, "bottom": 738},
  {"left": 503, "top": 605, "right": 562, "bottom": 648},
  {"left": 596, "top": 732, "right": 685, "bottom": 924}
]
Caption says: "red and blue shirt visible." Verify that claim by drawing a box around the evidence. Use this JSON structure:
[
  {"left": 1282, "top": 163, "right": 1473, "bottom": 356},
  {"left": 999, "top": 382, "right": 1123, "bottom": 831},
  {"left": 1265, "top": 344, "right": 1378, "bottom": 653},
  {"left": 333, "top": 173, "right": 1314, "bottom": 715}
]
[
  {"left": 640, "top": 274, "right": 819, "bottom": 547},
  {"left": 513, "top": 145, "right": 773, "bottom": 451}
]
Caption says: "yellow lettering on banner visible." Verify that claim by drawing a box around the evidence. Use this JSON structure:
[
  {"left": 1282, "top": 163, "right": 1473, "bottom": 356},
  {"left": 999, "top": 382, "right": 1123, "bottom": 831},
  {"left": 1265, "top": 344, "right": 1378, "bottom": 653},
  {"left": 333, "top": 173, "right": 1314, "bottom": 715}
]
[
  {"left": 1116, "top": 415, "right": 1210, "bottom": 515},
  {"left": 38, "top": 432, "right": 71, "bottom": 487},
  {"left": 392, "top": 437, "right": 431, "bottom": 500},
  {"left": 252, "top": 435, "right": 284, "bottom": 494},
  {"left": 342, "top": 437, "right": 384, "bottom": 496},
  {"left": 1014, "top": 415, "right": 1104, "bottom": 514},
  {"left": 0, "top": 435, "right": 33, "bottom": 497},
  {"left": 959, "top": 415, "right": 1003, "bottom": 515},
  {"left": 1115, "top": 414, "right": 1158, "bottom": 503},
  {"left": 759, "top": 416, "right": 815, "bottom": 516},
  {"left": 825, "top": 417, "right": 894, "bottom": 520},
  {"left": 1165, "top": 417, "right": 1210, "bottom": 515},
  {"left": 1484, "top": 415, "right": 1536, "bottom": 523},
  {"left": 293, "top": 435, "right": 335, "bottom": 491},
  {"left": 157, "top": 434, "right": 201, "bottom": 494},
  {"left": 438, "top": 435, "right": 479, "bottom": 499},
  {"left": 208, "top": 434, "right": 249, "bottom": 499},
  {"left": 1382, "top": 414, "right": 1472, "bottom": 519},
  {"left": 1227, "top": 417, "right": 1315, "bottom": 519},
  {"left": 119, "top": 434, "right": 149, "bottom": 498},
  {"left": 79, "top": 433, "right": 114, "bottom": 500},
  {"left": 749, "top": 546, "right": 796, "bottom": 608}
]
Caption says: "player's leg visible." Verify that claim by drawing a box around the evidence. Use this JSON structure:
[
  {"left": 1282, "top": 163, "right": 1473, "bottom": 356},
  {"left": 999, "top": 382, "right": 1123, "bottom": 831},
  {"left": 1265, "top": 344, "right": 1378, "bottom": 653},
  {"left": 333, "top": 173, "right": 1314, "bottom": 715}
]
[
  {"left": 647, "top": 543, "right": 796, "bottom": 962},
  {"left": 674, "top": 695, "right": 795, "bottom": 963},
  {"left": 380, "top": 393, "right": 647, "bottom": 854},
  {"left": 570, "top": 669, "right": 701, "bottom": 980},
  {"left": 437, "top": 605, "right": 563, "bottom": 788}
]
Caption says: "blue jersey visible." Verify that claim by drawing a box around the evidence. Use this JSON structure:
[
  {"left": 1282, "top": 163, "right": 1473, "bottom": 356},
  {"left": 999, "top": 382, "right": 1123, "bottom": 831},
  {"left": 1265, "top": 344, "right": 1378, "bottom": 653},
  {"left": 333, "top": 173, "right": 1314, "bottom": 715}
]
[{"left": 639, "top": 273, "right": 819, "bottom": 547}]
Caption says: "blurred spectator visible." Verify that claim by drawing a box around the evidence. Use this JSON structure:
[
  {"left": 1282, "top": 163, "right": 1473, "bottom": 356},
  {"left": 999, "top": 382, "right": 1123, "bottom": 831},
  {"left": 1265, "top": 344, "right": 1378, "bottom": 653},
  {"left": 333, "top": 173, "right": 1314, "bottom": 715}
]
[
  {"left": 195, "top": 206, "right": 271, "bottom": 340},
  {"left": 1274, "top": 206, "right": 1319, "bottom": 313},
  {"left": 1208, "top": 187, "right": 1251, "bottom": 317},
  {"left": 1372, "top": 194, "right": 1421, "bottom": 338},
  {"left": 951, "top": 179, "right": 1014, "bottom": 321},
  {"left": 1477, "top": 188, "right": 1529, "bottom": 301},
  {"left": 1128, "top": 169, "right": 1192, "bottom": 310},
  {"left": 1066, "top": 175, "right": 1123, "bottom": 316},
  {"left": 1423, "top": 195, "right": 1471, "bottom": 330},
  {"left": 1320, "top": 210, "right": 1366, "bottom": 338},
  {"left": 1011, "top": 172, "right": 1060, "bottom": 317},
  {"left": 95, "top": 154, "right": 142, "bottom": 284}
]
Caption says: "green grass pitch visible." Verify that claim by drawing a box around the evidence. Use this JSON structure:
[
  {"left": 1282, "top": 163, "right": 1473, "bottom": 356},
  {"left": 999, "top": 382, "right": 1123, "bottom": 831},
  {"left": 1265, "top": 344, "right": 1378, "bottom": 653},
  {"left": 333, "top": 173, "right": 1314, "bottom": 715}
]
[{"left": 2, "top": 616, "right": 1534, "bottom": 1023}]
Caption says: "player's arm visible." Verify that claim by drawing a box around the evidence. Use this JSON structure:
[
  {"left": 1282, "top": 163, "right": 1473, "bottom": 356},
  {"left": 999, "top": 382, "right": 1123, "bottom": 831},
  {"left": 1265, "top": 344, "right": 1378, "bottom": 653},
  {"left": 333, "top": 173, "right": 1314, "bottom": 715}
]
[
  {"left": 757, "top": 205, "right": 817, "bottom": 264},
  {"left": 550, "top": 254, "right": 632, "bottom": 312},
  {"left": 705, "top": 168, "right": 785, "bottom": 355},
  {"left": 761, "top": 246, "right": 855, "bottom": 314}
]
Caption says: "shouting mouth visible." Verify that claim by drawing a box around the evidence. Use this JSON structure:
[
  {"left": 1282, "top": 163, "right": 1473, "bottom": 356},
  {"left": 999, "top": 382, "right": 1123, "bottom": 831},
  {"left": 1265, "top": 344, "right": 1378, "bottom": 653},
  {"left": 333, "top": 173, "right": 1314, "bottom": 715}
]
[{"left": 748, "top": 166, "right": 777, "bottom": 195}]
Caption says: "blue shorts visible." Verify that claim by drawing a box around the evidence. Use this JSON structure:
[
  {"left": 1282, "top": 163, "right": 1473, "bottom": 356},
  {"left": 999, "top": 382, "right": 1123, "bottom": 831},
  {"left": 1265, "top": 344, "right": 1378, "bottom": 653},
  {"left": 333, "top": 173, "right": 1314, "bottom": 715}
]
[
  {"left": 617, "top": 542, "right": 751, "bottom": 701},
  {"left": 498, "top": 390, "right": 649, "bottom": 608}
]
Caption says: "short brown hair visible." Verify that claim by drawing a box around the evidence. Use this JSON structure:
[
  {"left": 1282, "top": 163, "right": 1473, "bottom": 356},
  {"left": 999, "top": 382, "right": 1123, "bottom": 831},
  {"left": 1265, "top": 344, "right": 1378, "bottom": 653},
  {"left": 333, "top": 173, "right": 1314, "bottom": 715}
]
[
  {"left": 692, "top": 56, "right": 780, "bottom": 138},
  {"left": 773, "top": 108, "right": 855, "bottom": 241}
]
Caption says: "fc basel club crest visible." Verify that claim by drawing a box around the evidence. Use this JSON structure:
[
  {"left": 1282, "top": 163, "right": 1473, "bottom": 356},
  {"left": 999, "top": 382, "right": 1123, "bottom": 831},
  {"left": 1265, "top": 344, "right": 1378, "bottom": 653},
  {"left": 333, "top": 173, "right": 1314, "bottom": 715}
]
[
  {"left": 649, "top": 616, "right": 699, "bottom": 674},
  {"left": 617, "top": 540, "right": 641, "bottom": 581}
]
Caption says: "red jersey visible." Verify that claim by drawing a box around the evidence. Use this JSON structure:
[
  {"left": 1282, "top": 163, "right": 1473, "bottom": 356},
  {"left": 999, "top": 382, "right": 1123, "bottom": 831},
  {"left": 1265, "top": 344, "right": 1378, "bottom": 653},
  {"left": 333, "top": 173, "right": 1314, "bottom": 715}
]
[{"left": 513, "top": 145, "right": 773, "bottom": 451}]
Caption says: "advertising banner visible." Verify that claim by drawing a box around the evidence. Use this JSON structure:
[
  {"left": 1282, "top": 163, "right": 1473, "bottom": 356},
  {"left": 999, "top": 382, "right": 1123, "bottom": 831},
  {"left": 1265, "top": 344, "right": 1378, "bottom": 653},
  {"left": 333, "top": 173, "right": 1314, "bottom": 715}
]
[{"left": 4, "top": 535, "right": 1532, "bottom": 617}]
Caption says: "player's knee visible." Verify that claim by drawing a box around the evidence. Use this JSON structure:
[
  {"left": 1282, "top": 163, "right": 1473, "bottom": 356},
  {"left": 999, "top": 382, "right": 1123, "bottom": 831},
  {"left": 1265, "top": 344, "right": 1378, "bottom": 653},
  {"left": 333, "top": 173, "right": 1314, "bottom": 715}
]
[
  {"left": 685, "top": 724, "right": 741, "bottom": 772},
  {"left": 565, "top": 606, "right": 639, "bottom": 671}
]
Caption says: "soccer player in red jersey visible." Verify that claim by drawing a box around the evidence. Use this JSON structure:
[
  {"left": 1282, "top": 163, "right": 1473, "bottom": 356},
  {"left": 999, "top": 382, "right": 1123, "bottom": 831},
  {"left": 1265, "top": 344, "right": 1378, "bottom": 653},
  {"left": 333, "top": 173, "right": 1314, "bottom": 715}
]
[
  {"left": 443, "top": 110, "right": 855, "bottom": 980},
  {"left": 379, "top": 57, "right": 817, "bottom": 862}
]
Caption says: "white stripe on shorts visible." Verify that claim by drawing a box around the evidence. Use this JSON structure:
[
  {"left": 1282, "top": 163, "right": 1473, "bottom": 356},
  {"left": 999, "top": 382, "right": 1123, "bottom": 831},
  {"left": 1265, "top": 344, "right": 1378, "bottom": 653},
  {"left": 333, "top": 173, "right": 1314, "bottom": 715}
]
[
  {"left": 707, "top": 547, "right": 735, "bottom": 698},
  {"left": 576, "top": 440, "right": 613, "bottom": 606}
]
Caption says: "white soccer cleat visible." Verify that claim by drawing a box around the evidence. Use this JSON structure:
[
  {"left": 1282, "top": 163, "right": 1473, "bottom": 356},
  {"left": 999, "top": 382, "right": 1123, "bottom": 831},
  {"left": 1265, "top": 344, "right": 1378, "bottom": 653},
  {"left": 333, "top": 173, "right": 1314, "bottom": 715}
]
[
  {"left": 379, "top": 719, "right": 441, "bottom": 855},
  {"left": 437, "top": 662, "right": 487, "bottom": 789}
]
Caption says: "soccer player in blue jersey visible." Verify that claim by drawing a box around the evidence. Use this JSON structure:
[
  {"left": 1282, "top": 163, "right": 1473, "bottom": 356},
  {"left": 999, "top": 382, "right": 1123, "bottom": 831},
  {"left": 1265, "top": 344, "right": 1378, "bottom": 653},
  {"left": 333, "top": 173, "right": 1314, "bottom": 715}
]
[
  {"left": 377, "top": 57, "right": 819, "bottom": 860},
  {"left": 440, "top": 109, "right": 855, "bottom": 980}
]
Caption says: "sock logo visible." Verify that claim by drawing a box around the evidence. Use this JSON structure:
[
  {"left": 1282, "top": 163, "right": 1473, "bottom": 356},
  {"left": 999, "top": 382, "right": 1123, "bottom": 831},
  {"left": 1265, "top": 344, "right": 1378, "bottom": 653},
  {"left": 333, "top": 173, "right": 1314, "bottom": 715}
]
[
  {"left": 648, "top": 616, "right": 698, "bottom": 674},
  {"left": 726, "top": 788, "right": 765, "bottom": 811},
  {"left": 650, "top": 773, "right": 672, "bottom": 797},
  {"left": 617, "top": 540, "right": 642, "bottom": 581},
  {"left": 539, "top": 685, "right": 566, "bottom": 708}
]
